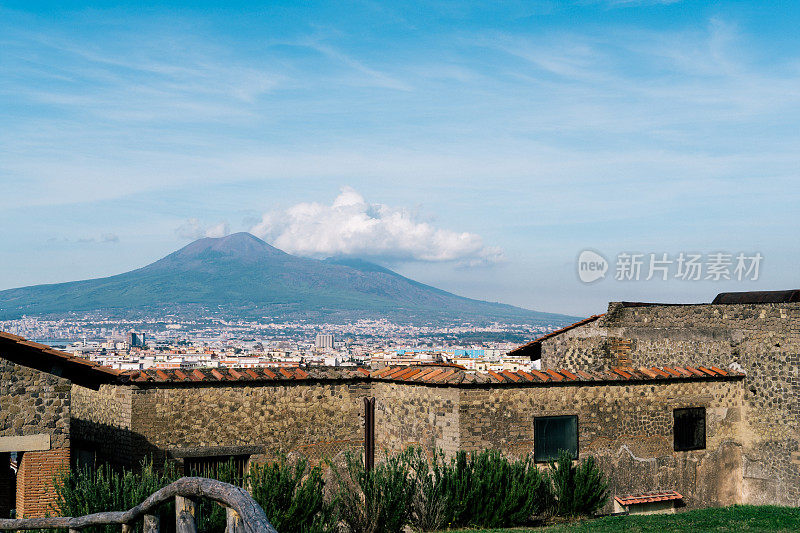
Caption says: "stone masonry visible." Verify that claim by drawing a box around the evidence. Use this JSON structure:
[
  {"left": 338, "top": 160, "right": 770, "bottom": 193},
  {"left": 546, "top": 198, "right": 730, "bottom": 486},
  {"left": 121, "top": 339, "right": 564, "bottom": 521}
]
[
  {"left": 539, "top": 301, "right": 800, "bottom": 507},
  {"left": 0, "top": 359, "right": 72, "bottom": 518}
]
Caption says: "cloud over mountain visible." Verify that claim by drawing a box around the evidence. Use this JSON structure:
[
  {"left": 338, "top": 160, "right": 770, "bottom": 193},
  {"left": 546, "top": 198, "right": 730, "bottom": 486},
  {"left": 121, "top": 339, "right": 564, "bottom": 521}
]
[
  {"left": 249, "top": 187, "right": 503, "bottom": 265},
  {"left": 176, "top": 219, "right": 231, "bottom": 240}
]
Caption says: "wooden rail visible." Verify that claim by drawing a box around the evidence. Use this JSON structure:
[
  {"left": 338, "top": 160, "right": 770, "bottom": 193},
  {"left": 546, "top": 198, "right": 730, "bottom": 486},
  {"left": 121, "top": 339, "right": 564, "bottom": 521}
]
[{"left": 0, "top": 477, "right": 278, "bottom": 533}]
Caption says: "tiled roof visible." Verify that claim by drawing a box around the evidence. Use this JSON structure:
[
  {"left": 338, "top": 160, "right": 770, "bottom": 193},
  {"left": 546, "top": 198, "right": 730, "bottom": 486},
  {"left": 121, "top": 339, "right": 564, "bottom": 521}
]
[
  {"left": 370, "top": 364, "right": 740, "bottom": 385},
  {"left": 614, "top": 490, "right": 683, "bottom": 506},
  {"left": 507, "top": 314, "right": 605, "bottom": 358},
  {"left": 0, "top": 331, "right": 743, "bottom": 388},
  {"left": 121, "top": 366, "right": 368, "bottom": 383},
  {"left": 0, "top": 331, "right": 121, "bottom": 385}
]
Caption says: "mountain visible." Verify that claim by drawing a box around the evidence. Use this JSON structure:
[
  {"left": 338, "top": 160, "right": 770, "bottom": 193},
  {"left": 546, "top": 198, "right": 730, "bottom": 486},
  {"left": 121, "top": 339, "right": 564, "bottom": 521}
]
[{"left": 0, "top": 233, "right": 578, "bottom": 325}]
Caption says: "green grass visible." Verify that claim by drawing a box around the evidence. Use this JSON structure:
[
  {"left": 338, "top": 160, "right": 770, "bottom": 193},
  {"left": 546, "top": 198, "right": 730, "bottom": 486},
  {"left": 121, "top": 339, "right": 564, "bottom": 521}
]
[{"left": 451, "top": 505, "right": 800, "bottom": 532}]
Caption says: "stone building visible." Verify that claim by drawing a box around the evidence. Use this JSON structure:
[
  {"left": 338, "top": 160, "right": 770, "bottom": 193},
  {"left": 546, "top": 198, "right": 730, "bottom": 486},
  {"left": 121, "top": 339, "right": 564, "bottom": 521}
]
[
  {"left": 0, "top": 332, "right": 121, "bottom": 518},
  {"left": 0, "top": 289, "right": 797, "bottom": 516},
  {"left": 509, "top": 289, "right": 800, "bottom": 507}
]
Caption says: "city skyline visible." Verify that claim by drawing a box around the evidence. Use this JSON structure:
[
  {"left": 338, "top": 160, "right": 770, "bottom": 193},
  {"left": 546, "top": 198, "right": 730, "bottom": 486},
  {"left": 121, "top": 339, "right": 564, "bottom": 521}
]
[{"left": 2, "top": 1, "right": 799, "bottom": 316}]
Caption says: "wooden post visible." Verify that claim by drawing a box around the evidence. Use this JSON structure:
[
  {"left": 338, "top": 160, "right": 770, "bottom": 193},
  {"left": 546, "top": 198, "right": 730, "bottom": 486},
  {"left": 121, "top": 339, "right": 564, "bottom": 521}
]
[
  {"left": 122, "top": 523, "right": 134, "bottom": 533},
  {"left": 69, "top": 529, "right": 80, "bottom": 533},
  {"left": 175, "top": 495, "right": 197, "bottom": 533},
  {"left": 225, "top": 507, "right": 243, "bottom": 533},
  {"left": 364, "top": 396, "right": 376, "bottom": 472},
  {"left": 144, "top": 513, "right": 161, "bottom": 533}
]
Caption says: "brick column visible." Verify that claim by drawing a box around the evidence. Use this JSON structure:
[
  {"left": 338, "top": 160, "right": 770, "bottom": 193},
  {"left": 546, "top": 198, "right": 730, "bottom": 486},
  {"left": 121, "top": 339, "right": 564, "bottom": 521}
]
[
  {"left": 16, "top": 448, "right": 70, "bottom": 518},
  {"left": 0, "top": 453, "right": 13, "bottom": 518}
]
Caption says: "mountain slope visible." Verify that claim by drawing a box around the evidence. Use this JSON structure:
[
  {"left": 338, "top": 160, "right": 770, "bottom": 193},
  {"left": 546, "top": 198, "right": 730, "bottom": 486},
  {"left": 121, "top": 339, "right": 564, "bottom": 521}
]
[{"left": 0, "top": 233, "right": 576, "bottom": 325}]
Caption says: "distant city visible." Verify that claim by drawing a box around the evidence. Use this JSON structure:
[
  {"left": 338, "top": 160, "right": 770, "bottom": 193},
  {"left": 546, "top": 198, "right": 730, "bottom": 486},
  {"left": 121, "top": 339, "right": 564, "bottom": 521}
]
[{"left": 1, "top": 315, "right": 556, "bottom": 374}]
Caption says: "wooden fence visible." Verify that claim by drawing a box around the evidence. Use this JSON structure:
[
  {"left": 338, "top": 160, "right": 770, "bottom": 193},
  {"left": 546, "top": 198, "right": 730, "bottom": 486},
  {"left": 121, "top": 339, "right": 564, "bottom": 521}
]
[{"left": 0, "top": 477, "right": 277, "bottom": 533}]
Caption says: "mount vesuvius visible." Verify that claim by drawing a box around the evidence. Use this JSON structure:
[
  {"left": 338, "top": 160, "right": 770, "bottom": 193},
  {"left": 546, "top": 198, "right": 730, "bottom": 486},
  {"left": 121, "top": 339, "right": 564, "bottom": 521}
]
[{"left": 0, "top": 233, "right": 577, "bottom": 325}]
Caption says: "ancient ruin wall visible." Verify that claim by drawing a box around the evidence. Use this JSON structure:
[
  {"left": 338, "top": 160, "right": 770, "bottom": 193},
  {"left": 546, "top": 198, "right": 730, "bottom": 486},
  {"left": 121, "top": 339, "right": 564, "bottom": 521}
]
[
  {"left": 540, "top": 302, "right": 800, "bottom": 506},
  {"left": 0, "top": 359, "right": 71, "bottom": 517},
  {"left": 71, "top": 384, "right": 135, "bottom": 466},
  {"left": 127, "top": 381, "right": 370, "bottom": 466},
  {"left": 372, "top": 382, "right": 460, "bottom": 457},
  {"left": 459, "top": 379, "right": 744, "bottom": 512}
]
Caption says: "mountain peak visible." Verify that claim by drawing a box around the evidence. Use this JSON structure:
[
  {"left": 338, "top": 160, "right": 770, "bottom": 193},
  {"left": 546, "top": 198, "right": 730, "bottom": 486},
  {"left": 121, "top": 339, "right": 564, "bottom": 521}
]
[{"left": 150, "top": 232, "right": 287, "bottom": 270}]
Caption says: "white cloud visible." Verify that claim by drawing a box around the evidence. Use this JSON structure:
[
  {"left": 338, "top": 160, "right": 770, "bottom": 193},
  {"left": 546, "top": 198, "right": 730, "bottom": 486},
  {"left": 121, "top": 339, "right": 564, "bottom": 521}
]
[
  {"left": 249, "top": 187, "right": 503, "bottom": 265},
  {"left": 175, "top": 219, "right": 231, "bottom": 240},
  {"left": 101, "top": 233, "right": 120, "bottom": 243}
]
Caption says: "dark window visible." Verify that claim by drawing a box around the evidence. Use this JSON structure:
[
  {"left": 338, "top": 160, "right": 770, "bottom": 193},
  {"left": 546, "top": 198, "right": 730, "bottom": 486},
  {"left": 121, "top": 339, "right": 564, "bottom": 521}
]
[
  {"left": 534, "top": 415, "right": 578, "bottom": 462},
  {"left": 673, "top": 407, "right": 706, "bottom": 451},
  {"left": 184, "top": 455, "right": 249, "bottom": 481}
]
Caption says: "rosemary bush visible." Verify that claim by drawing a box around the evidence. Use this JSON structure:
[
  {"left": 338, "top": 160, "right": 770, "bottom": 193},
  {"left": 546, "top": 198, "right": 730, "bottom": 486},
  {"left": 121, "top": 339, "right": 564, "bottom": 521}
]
[
  {"left": 549, "top": 450, "right": 608, "bottom": 517},
  {"left": 53, "top": 459, "right": 179, "bottom": 533},
  {"left": 249, "top": 455, "right": 336, "bottom": 533},
  {"left": 328, "top": 450, "right": 415, "bottom": 533}
]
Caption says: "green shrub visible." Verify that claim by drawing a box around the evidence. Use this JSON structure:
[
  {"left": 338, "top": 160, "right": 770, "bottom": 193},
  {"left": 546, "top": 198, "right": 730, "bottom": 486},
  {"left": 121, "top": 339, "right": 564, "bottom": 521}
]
[
  {"left": 403, "top": 447, "right": 552, "bottom": 531},
  {"left": 249, "top": 455, "right": 336, "bottom": 533},
  {"left": 441, "top": 449, "right": 552, "bottom": 529},
  {"left": 329, "top": 450, "right": 415, "bottom": 533},
  {"left": 53, "top": 458, "right": 179, "bottom": 533},
  {"left": 404, "top": 448, "right": 450, "bottom": 532},
  {"left": 549, "top": 450, "right": 608, "bottom": 517},
  {"left": 186, "top": 458, "right": 245, "bottom": 533}
]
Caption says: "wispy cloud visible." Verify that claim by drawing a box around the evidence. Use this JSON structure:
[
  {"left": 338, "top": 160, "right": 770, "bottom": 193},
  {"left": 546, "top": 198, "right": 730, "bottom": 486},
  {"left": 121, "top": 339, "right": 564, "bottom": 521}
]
[{"left": 176, "top": 219, "right": 231, "bottom": 240}]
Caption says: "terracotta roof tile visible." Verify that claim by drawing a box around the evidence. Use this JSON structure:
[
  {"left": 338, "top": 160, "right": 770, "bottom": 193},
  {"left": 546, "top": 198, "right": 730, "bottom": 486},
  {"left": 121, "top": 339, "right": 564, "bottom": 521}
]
[
  {"left": 612, "top": 367, "right": 633, "bottom": 379},
  {"left": 278, "top": 368, "right": 295, "bottom": 379},
  {"left": 649, "top": 367, "right": 670, "bottom": 378},
  {"left": 371, "top": 366, "right": 397, "bottom": 378},
  {"left": 559, "top": 369, "right": 579, "bottom": 381},
  {"left": 501, "top": 370, "right": 521, "bottom": 382},
  {"left": 419, "top": 368, "right": 447, "bottom": 382},
  {"left": 614, "top": 491, "right": 682, "bottom": 506},
  {"left": 294, "top": 368, "right": 309, "bottom": 379},
  {"left": 411, "top": 367, "right": 440, "bottom": 382},
  {"left": 487, "top": 370, "right": 506, "bottom": 382},
  {"left": 636, "top": 367, "right": 657, "bottom": 379},
  {"left": 516, "top": 369, "right": 536, "bottom": 382},
  {"left": 262, "top": 368, "right": 278, "bottom": 379},
  {"left": 576, "top": 370, "right": 596, "bottom": 380},
  {"left": 430, "top": 369, "right": 456, "bottom": 383},
  {"left": 710, "top": 366, "right": 728, "bottom": 376},
  {"left": 545, "top": 369, "right": 565, "bottom": 381},
  {"left": 697, "top": 367, "right": 717, "bottom": 377},
  {"left": 529, "top": 369, "right": 551, "bottom": 382}
]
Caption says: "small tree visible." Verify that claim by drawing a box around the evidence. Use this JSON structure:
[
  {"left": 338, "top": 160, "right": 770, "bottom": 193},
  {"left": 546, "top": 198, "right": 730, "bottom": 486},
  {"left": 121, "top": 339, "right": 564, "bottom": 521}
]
[{"left": 548, "top": 450, "right": 608, "bottom": 517}]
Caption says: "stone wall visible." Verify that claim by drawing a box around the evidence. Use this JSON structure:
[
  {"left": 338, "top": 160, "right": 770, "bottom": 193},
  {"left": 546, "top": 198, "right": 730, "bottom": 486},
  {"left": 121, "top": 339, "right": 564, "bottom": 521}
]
[
  {"left": 0, "top": 360, "right": 71, "bottom": 449},
  {"left": 459, "top": 379, "right": 743, "bottom": 512},
  {"left": 540, "top": 318, "right": 609, "bottom": 371},
  {"left": 0, "top": 359, "right": 72, "bottom": 517},
  {"left": 68, "top": 372, "right": 749, "bottom": 511},
  {"left": 71, "top": 384, "right": 134, "bottom": 466},
  {"left": 75, "top": 381, "right": 372, "bottom": 468},
  {"left": 373, "top": 382, "right": 460, "bottom": 457},
  {"left": 540, "top": 301, "right": 800, "bottom": 507}
]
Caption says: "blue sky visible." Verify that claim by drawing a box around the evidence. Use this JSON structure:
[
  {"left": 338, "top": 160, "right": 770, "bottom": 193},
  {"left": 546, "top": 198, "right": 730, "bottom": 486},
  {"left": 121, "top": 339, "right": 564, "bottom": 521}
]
[{"left": 1, "top": 1, "right": 799, "bottom": 316}]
